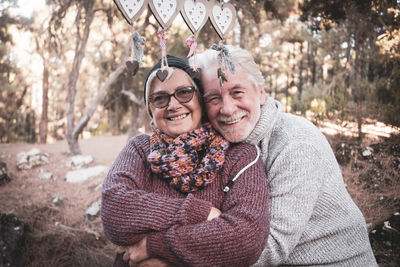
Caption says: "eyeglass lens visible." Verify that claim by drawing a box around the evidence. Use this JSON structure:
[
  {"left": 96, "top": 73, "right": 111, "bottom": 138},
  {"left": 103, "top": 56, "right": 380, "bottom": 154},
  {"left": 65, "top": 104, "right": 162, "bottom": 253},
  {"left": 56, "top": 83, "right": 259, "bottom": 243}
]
[{"left": 150, "top": 86, "right": 195, "bottom": 108}]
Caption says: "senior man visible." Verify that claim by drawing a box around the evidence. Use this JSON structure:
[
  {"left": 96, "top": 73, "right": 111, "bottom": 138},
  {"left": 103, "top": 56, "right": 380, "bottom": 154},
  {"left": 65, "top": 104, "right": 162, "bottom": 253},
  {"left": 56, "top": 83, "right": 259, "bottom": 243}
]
[
  {"left": 192, "top": 45, "right": 377, "bottom": 266},
  {"left": 116, "top": 46, "right": 377, "bottom": 267}
]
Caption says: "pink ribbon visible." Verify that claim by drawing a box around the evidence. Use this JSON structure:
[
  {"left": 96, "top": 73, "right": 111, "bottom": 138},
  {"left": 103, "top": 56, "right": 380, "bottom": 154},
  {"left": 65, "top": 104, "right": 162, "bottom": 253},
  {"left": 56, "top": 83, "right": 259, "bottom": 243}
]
[
  {"left": 186, "top": 35, "right": 198, "bottom": 58},
  {"left": 157, "top": 27, "right": 168, "bottom": 58}
]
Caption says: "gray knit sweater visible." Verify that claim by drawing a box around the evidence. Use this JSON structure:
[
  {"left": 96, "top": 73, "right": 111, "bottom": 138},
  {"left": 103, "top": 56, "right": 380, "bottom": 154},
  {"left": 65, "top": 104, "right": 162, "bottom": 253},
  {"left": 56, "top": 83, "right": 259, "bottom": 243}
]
[{"left": 247, "top": 97, "right": 377, "bottom": 266}]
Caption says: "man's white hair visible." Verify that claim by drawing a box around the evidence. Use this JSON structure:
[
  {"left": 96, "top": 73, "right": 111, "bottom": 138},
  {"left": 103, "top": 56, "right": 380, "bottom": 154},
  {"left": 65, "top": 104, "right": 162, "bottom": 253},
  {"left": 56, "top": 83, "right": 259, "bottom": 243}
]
[{"left": 191, "top": 45, "right": 265, "bottom": 90}]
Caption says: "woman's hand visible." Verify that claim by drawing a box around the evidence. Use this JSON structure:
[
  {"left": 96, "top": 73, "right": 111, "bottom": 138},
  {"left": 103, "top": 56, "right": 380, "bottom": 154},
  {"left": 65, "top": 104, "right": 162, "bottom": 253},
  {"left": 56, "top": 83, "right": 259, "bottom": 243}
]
[
  {"left": 119, "top": 237, "right": 149, "bottom": 266},
  {"left": 207, "top": 207, "right": 221, "bottom": 221},
  {"left": 118, "top": 206, "right": 221, "bottom": 266}
]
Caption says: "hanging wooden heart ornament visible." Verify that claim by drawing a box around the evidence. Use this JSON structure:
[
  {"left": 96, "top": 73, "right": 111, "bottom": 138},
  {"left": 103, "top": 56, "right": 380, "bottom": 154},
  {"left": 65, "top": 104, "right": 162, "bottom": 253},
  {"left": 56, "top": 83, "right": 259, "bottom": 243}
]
[
  {"left": 181, "top": 0, "right": 210, "bottom": 35},
  {"left": 209, "top": 1, "right": 237, "bottom": 40},
  {"left": 114, "top": 0, "right": 149, "bottom": 25},
  {"left": 149, "top": 0, "right": 182, "bottom": 29}
]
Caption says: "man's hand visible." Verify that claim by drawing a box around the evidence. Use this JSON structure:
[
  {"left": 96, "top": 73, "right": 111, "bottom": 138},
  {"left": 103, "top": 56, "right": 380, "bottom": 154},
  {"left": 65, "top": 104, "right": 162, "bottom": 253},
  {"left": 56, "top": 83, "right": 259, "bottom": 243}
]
[
  {"left": 119, "top": 237, "right": 149, "bottom": 266},
  {"left": 207, "top": 207, "right": 221, "bottom": 221}
]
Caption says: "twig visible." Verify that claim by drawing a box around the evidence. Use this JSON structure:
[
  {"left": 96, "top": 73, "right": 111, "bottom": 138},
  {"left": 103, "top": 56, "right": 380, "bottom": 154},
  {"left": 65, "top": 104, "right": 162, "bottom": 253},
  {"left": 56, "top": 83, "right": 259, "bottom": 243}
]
[{"left": 55, "top": 222, "right": 100, "bottom": 239}]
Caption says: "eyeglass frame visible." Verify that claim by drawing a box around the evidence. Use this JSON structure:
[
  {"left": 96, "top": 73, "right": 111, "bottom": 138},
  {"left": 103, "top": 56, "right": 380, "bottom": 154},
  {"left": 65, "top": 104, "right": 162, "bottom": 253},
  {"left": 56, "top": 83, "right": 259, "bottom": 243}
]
[{"left": 148, "top": 86, "right": 198, "bottom": 109}]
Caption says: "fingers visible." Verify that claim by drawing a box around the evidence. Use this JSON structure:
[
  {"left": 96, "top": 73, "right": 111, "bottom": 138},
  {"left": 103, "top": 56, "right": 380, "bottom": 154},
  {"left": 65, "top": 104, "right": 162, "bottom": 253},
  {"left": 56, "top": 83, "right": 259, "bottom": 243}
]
[
  {"left": 122, "top": 245, "right": 135, "bottom": 262},
  {"left": 116, "top": 246, "right": 126, "bottom": 254},
  {"left": 123, "top": 249, "right": 131, "bottom": 262},
  {"left": 207, "top": 206, "right": 222, "bottom": 221}
]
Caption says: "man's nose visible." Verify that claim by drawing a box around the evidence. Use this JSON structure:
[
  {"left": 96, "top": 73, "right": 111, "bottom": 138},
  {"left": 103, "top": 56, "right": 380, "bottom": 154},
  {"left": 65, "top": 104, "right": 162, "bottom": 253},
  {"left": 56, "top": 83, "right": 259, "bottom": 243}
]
[{"left": 219, "top": 96, "right": 236, "bottom": 116}]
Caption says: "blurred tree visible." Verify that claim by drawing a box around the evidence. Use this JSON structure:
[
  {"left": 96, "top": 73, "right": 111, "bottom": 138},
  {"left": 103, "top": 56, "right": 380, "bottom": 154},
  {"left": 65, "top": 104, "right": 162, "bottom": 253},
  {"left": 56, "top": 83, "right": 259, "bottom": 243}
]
[
  {"left": 0, "top": 1, "right": 33, "bottom": 143},
  {"left": 301, "top": 0, "right": 399, "bottom": 138}
]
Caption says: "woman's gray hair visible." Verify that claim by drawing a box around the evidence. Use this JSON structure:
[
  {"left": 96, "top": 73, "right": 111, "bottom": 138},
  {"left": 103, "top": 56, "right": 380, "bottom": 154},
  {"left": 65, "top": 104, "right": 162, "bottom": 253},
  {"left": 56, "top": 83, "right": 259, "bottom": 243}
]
[{"left": 191, "top": 45, "right": 265, "bottom": 90}]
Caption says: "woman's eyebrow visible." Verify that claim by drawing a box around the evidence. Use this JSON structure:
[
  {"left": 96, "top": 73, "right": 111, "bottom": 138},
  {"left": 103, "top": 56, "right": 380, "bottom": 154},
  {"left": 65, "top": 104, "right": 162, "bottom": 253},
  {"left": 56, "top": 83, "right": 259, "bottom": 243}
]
[
  {"left": 152, "top": 85, "right": 193, "bottom": 95},
  {"left": 203, "top": 90, "right": 220, "bottom": 98}
]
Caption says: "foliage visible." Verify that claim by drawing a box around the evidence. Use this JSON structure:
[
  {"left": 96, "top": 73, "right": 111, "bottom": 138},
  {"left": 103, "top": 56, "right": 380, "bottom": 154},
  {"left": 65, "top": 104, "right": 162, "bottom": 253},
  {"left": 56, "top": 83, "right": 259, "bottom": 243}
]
[
  {"left": 1, "top": 0, "right": 400, "bottom": 144},
  {"left": 375, "top": 64, "right": 400, "bottom": 127}
]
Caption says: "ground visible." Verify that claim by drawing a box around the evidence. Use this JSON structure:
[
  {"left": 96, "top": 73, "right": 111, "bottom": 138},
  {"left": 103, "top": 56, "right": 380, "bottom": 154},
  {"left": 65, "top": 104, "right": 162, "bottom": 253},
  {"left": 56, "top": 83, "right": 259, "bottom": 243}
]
[{"left": 0, "top": 119, "right": 399, "bottom": 266}]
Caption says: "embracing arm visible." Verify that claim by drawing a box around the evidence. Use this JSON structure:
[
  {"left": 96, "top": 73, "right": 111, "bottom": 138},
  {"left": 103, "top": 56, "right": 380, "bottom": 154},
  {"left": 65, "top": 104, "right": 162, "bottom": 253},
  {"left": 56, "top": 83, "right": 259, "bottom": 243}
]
[
  {"left": 254, "top": 142, "right": 327, "bottom": 266},
  {"left": 145, "top": 145, "right": 270, "bottom": 266},
  {"left": 101, "top": 135, "right": 212, "bottom": 246}
]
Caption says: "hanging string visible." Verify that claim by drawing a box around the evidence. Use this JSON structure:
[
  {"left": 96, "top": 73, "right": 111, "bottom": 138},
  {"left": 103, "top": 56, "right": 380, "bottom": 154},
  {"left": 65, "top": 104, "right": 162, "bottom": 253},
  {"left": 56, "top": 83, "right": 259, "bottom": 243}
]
[
  {"left": 211, "top": 43, "right": 235, "bottom": 86},
  {"left": 132, "top": 31, "right": 146, "bottom": 65},
  {"left": 211, "top": 43, "right": 235, "bottom": 74},
  {"left": 186, "top": 35, "right": 198, "bottom": 70},
  {"left": 157, "top": 27, "right": 169, "bottom": 70},
  {"left": 126, "top": 24, "right": 145, "bottom": 76}
]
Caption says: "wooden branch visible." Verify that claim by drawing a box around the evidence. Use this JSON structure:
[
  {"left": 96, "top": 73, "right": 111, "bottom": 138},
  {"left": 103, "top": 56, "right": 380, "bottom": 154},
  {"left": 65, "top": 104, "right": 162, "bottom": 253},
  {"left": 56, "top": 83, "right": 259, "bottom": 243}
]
[
  {"left": 55, "top": 222, "right": 100, "bottom": 239},
  {"left": 71, "top": 11, "right": 150, "bottom": 139},
  {"left": 121, "top": 90, "right": 142, "bottom": 105},
  {"left": 72, "top": 39, "right": 131, "bottom": 138}
]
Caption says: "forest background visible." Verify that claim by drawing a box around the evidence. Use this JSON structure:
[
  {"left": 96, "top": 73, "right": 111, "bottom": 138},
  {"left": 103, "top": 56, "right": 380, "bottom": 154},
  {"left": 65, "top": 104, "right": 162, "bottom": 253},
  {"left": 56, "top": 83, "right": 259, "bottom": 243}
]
[
  {"left": 1, "top": 0, "right": 399, "bottom": 151},
  {"left": 1, "top": 0, "right": 400, "bottom": 266}
]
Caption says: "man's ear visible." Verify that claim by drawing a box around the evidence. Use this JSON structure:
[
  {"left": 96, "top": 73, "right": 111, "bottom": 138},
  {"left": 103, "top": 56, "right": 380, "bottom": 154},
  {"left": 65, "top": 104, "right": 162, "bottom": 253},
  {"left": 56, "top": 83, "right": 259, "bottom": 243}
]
[{"left": 259, "top": 87, "right": 267, "bottom": 105}]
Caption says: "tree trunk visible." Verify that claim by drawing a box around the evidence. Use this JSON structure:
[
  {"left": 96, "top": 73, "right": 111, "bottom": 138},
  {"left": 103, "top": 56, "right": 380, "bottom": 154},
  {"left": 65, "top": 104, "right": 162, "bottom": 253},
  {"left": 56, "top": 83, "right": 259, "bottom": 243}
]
[
  {"left": 39, "top": 57, "right": 49, "bottom": 144},
  {"left": 311, "top": 45, "right": 316, "bottom": 86},
  {"left": 66, "top": 9, "right": 150, "bottom": 154},
  {"left": 354, "top": 31, "right": 363, "bottom": 140},
  {"left": 128, "top": 103, "right": 147, "bottom": 138},
  {"left": 298, "top": 42, "right": 304, "bottom": 98},
  {"left": 66, "top": 0, "right": 95, "bottom": 155}
]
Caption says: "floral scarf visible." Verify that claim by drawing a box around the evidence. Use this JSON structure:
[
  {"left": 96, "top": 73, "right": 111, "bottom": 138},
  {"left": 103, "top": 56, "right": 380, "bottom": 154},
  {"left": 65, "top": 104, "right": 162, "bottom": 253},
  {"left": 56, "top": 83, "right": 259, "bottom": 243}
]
[{"left": 148, "top": 123, "right": 230, "bottom": 193}]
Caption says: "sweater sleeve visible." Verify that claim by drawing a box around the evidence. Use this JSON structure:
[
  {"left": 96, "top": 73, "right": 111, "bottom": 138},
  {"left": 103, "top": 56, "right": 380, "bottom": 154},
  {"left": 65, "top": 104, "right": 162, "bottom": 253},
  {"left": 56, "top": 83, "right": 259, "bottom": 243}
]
[
  {"left": 253, "top": 142, "right": 325, "bottom": 266},
  {"left": 101, "top": 135, "right": 212, "bottom": 246},
  {"left": 146, "top": 144, "right": 270, "bottom": 267}
]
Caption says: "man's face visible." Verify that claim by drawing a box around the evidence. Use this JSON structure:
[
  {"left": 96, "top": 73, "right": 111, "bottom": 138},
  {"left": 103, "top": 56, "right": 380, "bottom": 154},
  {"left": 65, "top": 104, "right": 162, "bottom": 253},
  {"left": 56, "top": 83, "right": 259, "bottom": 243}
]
[{"left": 202, "top": 64, "right": 266, "bottom": 143}]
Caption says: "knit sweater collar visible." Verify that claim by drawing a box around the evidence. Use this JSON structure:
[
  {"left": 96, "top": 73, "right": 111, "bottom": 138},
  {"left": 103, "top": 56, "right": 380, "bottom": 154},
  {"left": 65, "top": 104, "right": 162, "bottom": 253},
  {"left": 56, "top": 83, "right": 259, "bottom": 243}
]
[{"left": 245, "top": 97, "right": 281, "bottom": 146}]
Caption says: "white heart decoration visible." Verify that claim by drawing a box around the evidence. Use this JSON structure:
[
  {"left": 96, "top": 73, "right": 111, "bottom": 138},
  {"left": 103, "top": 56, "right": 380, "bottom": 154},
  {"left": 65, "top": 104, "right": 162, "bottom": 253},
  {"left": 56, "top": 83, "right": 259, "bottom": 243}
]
[
  {"left": 114, "top": 0, "right": 149, "bottom": 25},
  {"left": 209, "top": 1, "right": 237, "bottom": 39},
  {"left": 181, "top": 0, "right": 209, "bottom": 34},
  {"left": 149, "top": 0, "right": 182, "bottom": 29}
]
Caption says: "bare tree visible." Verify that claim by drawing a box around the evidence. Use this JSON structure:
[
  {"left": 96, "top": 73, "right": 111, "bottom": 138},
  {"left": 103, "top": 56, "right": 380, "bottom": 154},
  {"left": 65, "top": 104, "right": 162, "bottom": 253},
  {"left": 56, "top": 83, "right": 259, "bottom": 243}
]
[
  {"left": 66, "top": 6, "right": 150, "bottom": 154},
  {"left": 66, "top": 0, "right": 95, "bottom": 154}
]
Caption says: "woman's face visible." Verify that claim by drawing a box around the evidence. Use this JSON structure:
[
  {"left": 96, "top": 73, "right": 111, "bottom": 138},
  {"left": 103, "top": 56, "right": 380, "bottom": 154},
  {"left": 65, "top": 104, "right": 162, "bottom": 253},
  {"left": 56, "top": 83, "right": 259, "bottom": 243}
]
[{"left": 149, "top": 69, "right": 202, "bottom": 137}]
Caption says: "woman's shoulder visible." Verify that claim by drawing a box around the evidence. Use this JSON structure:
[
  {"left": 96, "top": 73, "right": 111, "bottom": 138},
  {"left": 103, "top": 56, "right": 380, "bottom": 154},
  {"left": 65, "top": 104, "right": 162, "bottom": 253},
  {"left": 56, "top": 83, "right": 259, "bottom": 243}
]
[
  {"left": 125, "top": 134, "right": 151, "bottom": 154},
  {"left": 128, "top": 134, "right": 150, "bottom": 145},
  {"left": 228, "top": 142, "right": 258, "bottom": 156},
  {"left": 224, "top": 143, "right": 259, "bottom": 165}
]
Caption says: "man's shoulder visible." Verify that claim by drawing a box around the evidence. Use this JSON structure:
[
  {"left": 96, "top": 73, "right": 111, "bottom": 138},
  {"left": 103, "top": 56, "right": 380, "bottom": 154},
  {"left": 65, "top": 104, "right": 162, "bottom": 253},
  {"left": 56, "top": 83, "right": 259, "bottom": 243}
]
[{"left": 274, "top": 113, "right": 324, "bottom": 143}]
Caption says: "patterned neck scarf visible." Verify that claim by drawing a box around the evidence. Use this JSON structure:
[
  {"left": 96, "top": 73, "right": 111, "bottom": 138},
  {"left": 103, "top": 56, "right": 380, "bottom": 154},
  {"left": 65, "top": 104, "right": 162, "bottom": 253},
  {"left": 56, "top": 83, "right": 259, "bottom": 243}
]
[{"left": 148, "top": 123, "right": 230, "bottom": 193}]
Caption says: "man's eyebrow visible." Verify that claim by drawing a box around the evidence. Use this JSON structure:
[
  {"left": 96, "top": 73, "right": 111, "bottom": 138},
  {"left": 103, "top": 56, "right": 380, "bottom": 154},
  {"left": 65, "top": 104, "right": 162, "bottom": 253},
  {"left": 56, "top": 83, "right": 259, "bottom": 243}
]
[{"left": 230, "top": 84, "right": 246, "bottom": 90}]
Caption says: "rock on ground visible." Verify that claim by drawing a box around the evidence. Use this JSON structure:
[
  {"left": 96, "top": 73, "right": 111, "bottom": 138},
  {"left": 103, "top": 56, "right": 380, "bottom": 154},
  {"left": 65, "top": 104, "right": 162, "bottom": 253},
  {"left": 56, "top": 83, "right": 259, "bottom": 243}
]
[
  {"left": 85, "top": 200, "right": 101, "bottom": 221},
  {"left": 66, "top": 155, "right": 94, "bottom": 168},
  {"left": 65, "top": 165, "right": 108, "bottom": 183},
  {"left": 37, "top": 168, "right": 56, "bottom": 181},
  {"left": 0, "top": 161, "right": 11, "bottom": 186},
  {"left": 16, "top": 148, "right": 49, "bottom": 170}
]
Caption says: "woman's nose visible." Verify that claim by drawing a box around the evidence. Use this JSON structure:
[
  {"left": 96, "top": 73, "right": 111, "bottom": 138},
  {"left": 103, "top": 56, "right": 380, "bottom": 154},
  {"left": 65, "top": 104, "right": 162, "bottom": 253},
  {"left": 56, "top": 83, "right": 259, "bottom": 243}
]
[{"left": 166, "top": 95, "right": 182, "bottom": 111}]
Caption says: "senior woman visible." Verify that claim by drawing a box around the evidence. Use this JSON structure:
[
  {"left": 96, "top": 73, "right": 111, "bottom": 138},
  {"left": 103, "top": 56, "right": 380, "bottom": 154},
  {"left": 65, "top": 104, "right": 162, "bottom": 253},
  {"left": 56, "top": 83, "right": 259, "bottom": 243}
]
[{"left": 101, "top": 55, "right": 269, "bottom": 267}]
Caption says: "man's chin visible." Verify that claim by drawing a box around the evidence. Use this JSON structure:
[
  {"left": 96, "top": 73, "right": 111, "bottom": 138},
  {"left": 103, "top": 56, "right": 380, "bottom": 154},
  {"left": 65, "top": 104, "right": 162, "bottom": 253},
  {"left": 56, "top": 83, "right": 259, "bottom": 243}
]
[{"left": 219, "top": 129, "right": 248, "bottom": 143}]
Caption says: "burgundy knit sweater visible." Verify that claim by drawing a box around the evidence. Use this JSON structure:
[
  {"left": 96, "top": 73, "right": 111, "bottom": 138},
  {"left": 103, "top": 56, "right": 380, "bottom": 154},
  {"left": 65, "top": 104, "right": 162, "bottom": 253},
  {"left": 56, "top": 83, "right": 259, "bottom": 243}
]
[{"left": 101, "top": 134, "right": 270, "bottom": 267}]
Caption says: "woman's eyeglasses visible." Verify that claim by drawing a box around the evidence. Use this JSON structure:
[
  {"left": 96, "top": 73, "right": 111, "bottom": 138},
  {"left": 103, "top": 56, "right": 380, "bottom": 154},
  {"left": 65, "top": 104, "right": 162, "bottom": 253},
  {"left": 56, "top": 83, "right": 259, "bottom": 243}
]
[{"left": 149, "top": 86, "right": 196, "bottom": 108}]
